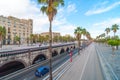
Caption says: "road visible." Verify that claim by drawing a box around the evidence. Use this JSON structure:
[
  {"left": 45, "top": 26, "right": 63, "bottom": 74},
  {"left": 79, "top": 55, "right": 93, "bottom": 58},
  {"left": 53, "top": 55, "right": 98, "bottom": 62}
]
[
  {"left": 59, "top": 43, "right": 105, "bottom": 80},
  {"left": 5, "top": 50, "right": 78, "bottom": 80}
]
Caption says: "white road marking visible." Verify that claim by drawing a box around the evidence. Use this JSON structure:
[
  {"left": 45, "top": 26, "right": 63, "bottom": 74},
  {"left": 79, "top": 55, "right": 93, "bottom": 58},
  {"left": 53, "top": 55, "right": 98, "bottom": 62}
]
[{"left": 79, "top": 45, "right": 92, "bottom": 80}]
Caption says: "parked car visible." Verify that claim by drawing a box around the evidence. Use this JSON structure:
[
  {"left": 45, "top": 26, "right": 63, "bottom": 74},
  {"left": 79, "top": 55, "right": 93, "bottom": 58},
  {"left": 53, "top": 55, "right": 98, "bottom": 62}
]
[{"left": 35, "top": 66, "right": 49, "bottom": 77}]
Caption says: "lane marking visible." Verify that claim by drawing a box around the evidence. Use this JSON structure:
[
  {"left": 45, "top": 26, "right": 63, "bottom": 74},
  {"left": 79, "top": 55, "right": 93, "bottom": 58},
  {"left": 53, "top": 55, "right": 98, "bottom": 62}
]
[{"left": 79, "top": 45, "right": 93, "bottom": 80}]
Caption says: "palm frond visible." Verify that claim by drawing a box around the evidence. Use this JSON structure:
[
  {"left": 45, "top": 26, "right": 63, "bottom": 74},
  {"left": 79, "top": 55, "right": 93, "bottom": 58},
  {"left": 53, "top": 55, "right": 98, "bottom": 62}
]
[
  {"left": 38, "top": 0, "right": 48, "bottom": 4},
  {"left": 40, "top": 6, "right": 47, "bottom": 14}
]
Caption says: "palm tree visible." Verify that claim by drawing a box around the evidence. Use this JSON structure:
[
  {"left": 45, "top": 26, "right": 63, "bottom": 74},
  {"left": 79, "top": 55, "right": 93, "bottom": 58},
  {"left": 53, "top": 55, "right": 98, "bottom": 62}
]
[
  {"left": 105, "top": 27, "right": 110, "bottom": 38},
  {"left": 74, "top": 27, "right": 82, "bottom": 55},
  {"left": 37, "top": 0, "right": 64, "bottom": 79},
  {"left": 111, "top": 24, "right": 119, "bottom": 37},
  {"left": 82, "top": 28, "right": 87, "bottom": 40},
  {"left": 86, "top": 31, "right": 91, "bottom": 40},
  {"left": 33, "top": 34, "right": 38, "bottom": 44},
  {"left": 0, "top": 26, "right": 6, "bottom": 48}
]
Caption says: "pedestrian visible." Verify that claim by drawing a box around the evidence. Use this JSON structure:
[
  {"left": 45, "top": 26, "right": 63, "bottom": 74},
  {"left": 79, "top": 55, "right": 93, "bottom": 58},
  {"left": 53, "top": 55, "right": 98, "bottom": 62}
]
[{"left": 69, "top": 51, "right": 73, "bottom": 62}]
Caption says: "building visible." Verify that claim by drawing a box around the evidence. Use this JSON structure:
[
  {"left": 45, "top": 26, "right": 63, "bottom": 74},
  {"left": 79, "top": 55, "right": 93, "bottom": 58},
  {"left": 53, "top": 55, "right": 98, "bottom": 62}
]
[
  {"left": 41, "top": 32, "right": 61, "bottom": 39},
  {"left": 0, "top": 15, "right": 33, "bottom": 44}
]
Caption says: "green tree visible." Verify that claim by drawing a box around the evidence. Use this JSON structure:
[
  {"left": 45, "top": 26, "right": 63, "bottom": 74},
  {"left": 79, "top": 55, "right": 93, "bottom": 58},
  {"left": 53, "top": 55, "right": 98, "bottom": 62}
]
[
  {"left": 53, "top": 35, "right": 59, "bottom": 42},
  {"left": 81, "top": 28, "right": 86, "bottom": 39},
  {"left": 14, "top": 36, "right": 20, "bottom": 47},
  {"left": 33, "top": 34, "right": 38, "bottom": 44},
  {"left": 0, "top": 26, "right": 6, "bottom": 48},
  {"left": 37, "top": 0, "right": 64, "bottom": 79},
  {"left": 86, "top": 31, "right": 92, "bottom": 40},
  {"left": 111, "top": 24, "right": 119, "bottom": 37},
  {"left": 59, "top": 36, "right": 63, "bottom": 42},
  {"left": 74, "top": 27, "right": 82, "bottom": 55},
  {"left": 45, "top": 35, "right": 49, "bottom": 42},
  {"left": 30, "top": 34, "right": 34, "bottom": 45},
  {"left": 26, "top": 37, "right": 30, "bottom": 46},
  {"left": 108, "top": 39, "right": 120, "bottom": 54}
]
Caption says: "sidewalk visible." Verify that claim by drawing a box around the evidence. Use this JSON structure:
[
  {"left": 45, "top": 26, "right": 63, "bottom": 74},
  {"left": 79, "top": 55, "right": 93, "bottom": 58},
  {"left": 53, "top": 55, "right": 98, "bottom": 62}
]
[
  {"left": 58, "top": 43, "right": 104, "bottom": 80},
  {"left": 96, "top": 43, "right": 120, "bottom": 79},
  {"left": 0, "top": 44, "right": 40, "bottom": 52}
]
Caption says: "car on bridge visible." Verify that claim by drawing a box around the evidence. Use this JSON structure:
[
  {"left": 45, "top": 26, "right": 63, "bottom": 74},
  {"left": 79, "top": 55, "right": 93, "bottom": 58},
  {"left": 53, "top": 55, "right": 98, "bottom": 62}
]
[{"left": 35, "top": 66, "right": 49, "bottom": 77}]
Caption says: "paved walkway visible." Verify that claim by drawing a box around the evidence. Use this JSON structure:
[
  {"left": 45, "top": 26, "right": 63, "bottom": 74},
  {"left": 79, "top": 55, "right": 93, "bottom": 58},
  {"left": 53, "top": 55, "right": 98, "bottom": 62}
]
[
  {"left": 0, "top": 42, "right": 67, "bottom": 52},
  {"left": 0, "top": 44, "right": 40, "bottom": 52},
  {"left": 58, "top": 43, "right": 105, "bottom": 80},
  {"left": 96, "top": 43, "right": 120, "bottom": 79}
]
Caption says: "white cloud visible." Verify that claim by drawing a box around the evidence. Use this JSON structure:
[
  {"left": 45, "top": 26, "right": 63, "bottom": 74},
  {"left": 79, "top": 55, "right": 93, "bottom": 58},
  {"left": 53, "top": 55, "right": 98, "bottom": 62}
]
[
  {"left": 67, "top": 3, "right": 77, "bottom": 13},
  {"left": 93, "top": 18, "right": 120, "bottom": 27},
  {"left": 0, "top": 0, "right": 76, "bottom": 36},
  {"left": 85, "top": 1, "right": 120, "bottom": 16},
  {"left": 90, "top": 18, "right": 120, "bottom": 38}
]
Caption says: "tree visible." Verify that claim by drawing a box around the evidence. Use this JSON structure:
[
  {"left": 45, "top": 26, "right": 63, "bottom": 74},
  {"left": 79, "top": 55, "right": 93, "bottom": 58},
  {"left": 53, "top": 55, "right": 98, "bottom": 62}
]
[
  {"left": 45, "top": 35, "right": 49, "bottom": 42},
  {"left": 59, "top": 36, "right": 63, "bottom": 42},
  {"left": 86, "top": 31, "right": 92, "bottom": 40},
  {"left": 30, "top": 34, "right": 34, "bottom": 45},
  {"left": 74, "top": 27, "right": 82, "bottom": 55},
  {"left": 81, "top": 28, "right": 86, "bottom": 40},
  {"left": 37, "top": 0, "right": 64, "bottom": 79},
  {"left": 53, "top": 35, "right": 59, "bottom": 42},
  {"left": 107, "top": 39, "right": 120, "bottom": 54},
  {"left": 105, "top": 27, "right": 110, "bottom": 38},
  {"left": 26, "top": 37, "right": 30, "bottom": 46},
  {"left": 14, "top": 36, "right": 20, "bottom": 47},
  {"left": 33, "top": 34, "right": 38, "bottom": 44},
  {"left": 111, "top": 24, "right": 119, "bottom": 37},
  {"left": 0, "top": 26, "right": 6, "bottom": 48}
]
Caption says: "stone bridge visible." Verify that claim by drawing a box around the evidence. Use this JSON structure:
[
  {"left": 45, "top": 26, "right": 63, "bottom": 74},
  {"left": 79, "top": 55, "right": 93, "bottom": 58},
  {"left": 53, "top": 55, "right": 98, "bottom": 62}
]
[{"left": 0, "top": 43, "right": 76, "bottom": 76}]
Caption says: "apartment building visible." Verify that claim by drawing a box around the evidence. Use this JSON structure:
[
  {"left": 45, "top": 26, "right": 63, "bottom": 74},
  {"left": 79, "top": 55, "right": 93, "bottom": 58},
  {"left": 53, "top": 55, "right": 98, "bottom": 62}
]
[
  {"left": 0, "top": 15, "right": 33, "bottom": 44},
  {"left": 41, "top": 32, "right": 61, "bottom": 39}
]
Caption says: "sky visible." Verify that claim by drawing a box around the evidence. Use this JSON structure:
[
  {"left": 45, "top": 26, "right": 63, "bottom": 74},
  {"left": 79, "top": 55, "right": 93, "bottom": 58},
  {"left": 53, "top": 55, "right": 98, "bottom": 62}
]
[{"left": 0, "top": 0, "right": 120, "bottom": 38}]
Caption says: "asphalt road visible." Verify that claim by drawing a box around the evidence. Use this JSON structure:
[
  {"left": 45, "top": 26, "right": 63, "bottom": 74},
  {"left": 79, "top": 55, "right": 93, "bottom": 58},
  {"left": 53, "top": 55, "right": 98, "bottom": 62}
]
[
  {"left": 6, "top": 50, "right": 78, "bottom": 80},
  {"left": 59, "top": 43, "right": 105, "bottom": 80}
]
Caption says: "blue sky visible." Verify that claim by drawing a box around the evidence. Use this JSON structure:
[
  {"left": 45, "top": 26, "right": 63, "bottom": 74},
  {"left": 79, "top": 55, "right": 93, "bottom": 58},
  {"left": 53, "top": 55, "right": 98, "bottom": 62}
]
[{"left": 0, "top": 0, "right": 120, "bottom": 38}]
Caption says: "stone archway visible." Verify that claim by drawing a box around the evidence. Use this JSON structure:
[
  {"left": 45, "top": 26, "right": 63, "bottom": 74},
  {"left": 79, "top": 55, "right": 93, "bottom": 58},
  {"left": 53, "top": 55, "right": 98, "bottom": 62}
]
[
  {"left": 74, "top": 46, "right": 75, "bottom": 49},
  {"left": 66, "top": 47, "right": 70, "bottom": 52},
  {"left": 52, "top": 50, "right": 58, "bottom": 57},
  {"left": 60, "top": 48, "right": 65, "bottom": 54},
  {"left": 32, "top": 54, "right": 47, "bottom": 64},
  {"left": 0, "top": 60, "right": 26, "bottom": 77}
]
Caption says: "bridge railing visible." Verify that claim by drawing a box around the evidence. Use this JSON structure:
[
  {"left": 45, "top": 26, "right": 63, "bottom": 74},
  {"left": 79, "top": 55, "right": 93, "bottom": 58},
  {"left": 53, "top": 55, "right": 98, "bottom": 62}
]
[{"left": 0, "top": 43, "right": 75, "bottom": 57}]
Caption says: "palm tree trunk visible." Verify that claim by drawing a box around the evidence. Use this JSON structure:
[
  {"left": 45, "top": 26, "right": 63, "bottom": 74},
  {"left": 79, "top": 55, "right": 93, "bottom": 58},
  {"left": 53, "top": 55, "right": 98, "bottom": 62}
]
[
  {"left": 78, "top": 39, "right": 80, "bottom": 55},
  {"left": 49, "top": 21, "right": 53, "bottom": 80},
  {"left": 78, "top": 36, "right": 80, "bottom": 55},
  {"left": 0, "top": 35, "right": 2, "bottom": 48},
  {"left": 114, "top": 32, "right": 115, "bottom": 38}
]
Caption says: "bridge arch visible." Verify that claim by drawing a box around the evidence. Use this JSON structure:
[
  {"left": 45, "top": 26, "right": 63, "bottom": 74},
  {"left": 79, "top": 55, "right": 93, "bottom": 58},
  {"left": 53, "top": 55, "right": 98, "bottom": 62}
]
[
  {"left": 32, "top": 54, "right": 47, "bottom": 64},
  {"left": 73, "top": 46, "right": 75, "bottom": 49},
  {"left": 60, "top": 48, "right": 65, "bottom": 54},
  {"left": 66, "top": 47, "right": 70, "bottom": 52},
  {"left": 0, "top": 60, "right": 26, "bottom": 77},
  {"left": 52, "top": 50, "right": 58, "bottom": 57}
]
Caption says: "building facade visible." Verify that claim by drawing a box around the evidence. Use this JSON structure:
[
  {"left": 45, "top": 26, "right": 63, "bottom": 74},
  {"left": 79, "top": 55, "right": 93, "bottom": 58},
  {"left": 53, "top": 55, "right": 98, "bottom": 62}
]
[
  {"left": 41, "top": 32, "right": 61, "bottom": 39},
  {"left": 0, "top": 15, "right": 33, "bottom": 44}
]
